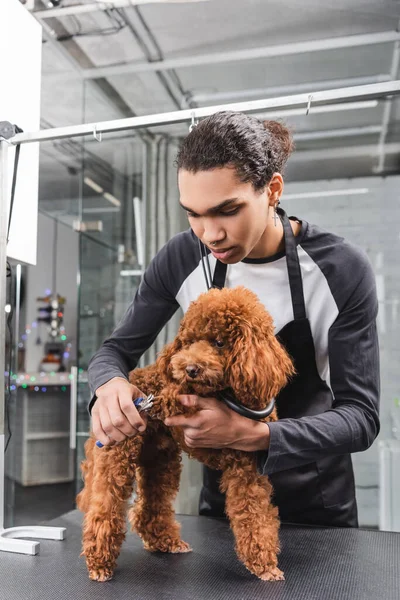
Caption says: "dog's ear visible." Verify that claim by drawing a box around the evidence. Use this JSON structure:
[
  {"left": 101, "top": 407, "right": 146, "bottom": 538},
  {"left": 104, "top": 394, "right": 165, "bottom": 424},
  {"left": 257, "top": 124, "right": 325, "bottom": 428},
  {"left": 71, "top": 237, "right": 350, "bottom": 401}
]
[
  {"left": 156, "top": 336, "right": 183, "bottom": 379},
  {"left": 226, "top": 321, "right": 295, "bottom": 407}
]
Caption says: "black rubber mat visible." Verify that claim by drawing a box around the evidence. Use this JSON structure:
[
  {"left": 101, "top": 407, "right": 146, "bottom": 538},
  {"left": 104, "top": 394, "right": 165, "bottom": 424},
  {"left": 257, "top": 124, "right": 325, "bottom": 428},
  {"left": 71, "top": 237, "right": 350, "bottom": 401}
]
[{"left": 0, "top": 511, "right": 399, "bottom": 600}]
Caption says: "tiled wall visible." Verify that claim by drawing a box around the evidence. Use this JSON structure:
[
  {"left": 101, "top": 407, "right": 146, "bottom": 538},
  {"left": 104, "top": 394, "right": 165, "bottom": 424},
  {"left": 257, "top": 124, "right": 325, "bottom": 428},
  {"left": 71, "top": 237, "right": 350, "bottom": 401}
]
[{"left": 283, "top": 176, "right": 400, "bottom": 527}]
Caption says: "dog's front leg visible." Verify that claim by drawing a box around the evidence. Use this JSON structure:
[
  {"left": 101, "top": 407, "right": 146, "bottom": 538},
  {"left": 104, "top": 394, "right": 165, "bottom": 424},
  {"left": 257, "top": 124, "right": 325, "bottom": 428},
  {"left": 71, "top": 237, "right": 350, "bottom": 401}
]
[
  {"left": 220, "top": 455, "right": 284, "bottom": 581},
  {"left": 79, "top": 437, "right": 140, "bottom": 582},
  {"left": 129, "top": 426, "right": 191, "bottom": 554}
]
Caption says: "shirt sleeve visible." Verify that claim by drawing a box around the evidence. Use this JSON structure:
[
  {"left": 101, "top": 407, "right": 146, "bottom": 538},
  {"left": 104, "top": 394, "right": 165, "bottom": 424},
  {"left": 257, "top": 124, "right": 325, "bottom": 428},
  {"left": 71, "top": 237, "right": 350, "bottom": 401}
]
[
  {"left": 87, "top": 243, "right": 180, "bottom": 413},
  {"left": 256, "top": 256, "right": 380, "bottom": 476}
]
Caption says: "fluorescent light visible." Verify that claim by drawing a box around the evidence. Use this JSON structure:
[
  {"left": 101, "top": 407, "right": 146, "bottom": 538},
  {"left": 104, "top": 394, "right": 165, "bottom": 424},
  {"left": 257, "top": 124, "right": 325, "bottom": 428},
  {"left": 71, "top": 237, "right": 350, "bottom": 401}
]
[
  {"left": 83, "top": 176, "right": 104, "bottom": 194},
  {"left": 254, "top": 100, "right": 378, "bottom": 120},
  {"left": 284, "top": 188, "right": 369, "bottom": 200},
  {"left": 120, "top": 269, "right": 144, "bottom": 277},
  {"left": 103, "top": 192, "right": 121, "bottom": 207},
  {"left": 83, "top": 207, "right": 120, "bottom": 213}
]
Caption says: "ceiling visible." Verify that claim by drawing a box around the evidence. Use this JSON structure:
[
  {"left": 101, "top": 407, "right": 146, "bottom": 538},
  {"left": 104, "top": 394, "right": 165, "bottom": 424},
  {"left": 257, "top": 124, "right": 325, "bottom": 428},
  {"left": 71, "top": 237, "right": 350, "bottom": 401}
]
[{"left": 26, "top": 0, "right": 400, "bottom": 211}]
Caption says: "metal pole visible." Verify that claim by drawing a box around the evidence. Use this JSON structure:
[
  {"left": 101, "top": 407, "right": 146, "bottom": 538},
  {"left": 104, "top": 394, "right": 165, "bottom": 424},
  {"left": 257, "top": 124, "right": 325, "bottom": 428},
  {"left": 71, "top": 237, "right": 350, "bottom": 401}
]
[
  {"left": 0, "top": 141, "right": 9, "bottom": 530},
  {"left": 9, "top": 81, "right": 400, "bottom": 146},
  {"left": 14, "top": 264, "right": 21, "bottom": 374}
]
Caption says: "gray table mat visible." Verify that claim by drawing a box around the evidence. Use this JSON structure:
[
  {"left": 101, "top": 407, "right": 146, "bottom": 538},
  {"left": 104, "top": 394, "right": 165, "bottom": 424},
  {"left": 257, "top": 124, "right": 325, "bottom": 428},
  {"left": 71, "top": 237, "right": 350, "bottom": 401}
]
[{"left": 0, "top": 511, "right": 399, "bottom": 600}]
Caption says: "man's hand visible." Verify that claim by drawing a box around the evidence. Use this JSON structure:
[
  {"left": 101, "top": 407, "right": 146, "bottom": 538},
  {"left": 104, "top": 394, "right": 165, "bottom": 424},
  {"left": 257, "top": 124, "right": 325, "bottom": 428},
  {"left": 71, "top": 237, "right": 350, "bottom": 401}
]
[
  {"left": 164, "top": 395, "right": 270, "bottom": 452},
  {"left": 92, "top": 377, "right": 147, "bottom": 447}
]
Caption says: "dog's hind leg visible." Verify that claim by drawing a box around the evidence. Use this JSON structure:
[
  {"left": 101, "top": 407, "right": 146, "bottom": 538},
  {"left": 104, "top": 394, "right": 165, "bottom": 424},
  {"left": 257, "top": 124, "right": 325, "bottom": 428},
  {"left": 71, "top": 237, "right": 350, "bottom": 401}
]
[
  {"left": 220, "top": 456, "right": 284, "bottom": 581},
  {"left": 129, "top": 427, "right": 191, "bottom": 554},
  {"left": 76, "top": 436, "right": 96, "bottom": 514},
  {"left": 80, "top": 437, "right": 141, "bottom": 582}
]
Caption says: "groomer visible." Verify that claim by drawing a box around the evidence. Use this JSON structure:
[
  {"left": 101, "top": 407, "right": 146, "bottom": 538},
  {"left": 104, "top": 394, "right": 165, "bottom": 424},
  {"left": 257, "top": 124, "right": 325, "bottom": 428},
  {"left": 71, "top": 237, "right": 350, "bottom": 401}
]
[{"left": 87, "top": 111, "right": 380, "bottom": 527}]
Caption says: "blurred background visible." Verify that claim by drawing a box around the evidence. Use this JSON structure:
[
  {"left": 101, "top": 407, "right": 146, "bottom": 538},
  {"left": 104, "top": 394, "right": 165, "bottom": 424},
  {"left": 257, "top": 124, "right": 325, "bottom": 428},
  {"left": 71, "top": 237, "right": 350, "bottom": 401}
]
[{"left": 3, "top": 0, "right": 400, "bottom": 532}]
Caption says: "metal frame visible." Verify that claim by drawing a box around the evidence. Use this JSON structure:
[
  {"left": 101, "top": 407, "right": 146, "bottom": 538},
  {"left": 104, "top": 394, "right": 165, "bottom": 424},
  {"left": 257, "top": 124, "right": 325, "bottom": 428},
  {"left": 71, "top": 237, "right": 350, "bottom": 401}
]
[
  {"left": 9, "top": 81, "right": 400, "bottom": 145},
  {"left": 0, "top": 144, "right": 66, "bottom": 553},
  {"left": 1, "top": 79, "right": 400, "bottom": 552}
]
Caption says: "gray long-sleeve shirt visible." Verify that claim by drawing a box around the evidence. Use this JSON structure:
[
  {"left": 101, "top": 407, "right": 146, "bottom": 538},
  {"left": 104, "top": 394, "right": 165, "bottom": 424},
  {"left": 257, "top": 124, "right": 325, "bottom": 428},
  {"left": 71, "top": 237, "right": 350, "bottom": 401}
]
[{"left": 88, "top": 218, "right": 380, "bottom": 475}]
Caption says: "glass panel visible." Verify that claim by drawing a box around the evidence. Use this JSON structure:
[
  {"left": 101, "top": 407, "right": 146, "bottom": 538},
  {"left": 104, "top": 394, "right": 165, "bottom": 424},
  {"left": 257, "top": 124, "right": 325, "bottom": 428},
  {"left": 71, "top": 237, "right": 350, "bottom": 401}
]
[{"left": 75, "top": 131, "right": 145, "bottom": 494}]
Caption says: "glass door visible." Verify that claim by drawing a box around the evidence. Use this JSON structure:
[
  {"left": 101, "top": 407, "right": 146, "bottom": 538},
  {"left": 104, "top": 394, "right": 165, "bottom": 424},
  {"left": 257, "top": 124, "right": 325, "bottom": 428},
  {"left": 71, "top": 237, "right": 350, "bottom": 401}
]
[{"left": 75, "top": 134, "right": 145, "bottom": 494}]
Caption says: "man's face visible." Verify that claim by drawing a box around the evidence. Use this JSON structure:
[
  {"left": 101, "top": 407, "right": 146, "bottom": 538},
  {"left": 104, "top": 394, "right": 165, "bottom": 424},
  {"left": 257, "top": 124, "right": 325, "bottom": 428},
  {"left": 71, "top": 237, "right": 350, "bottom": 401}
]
[{"left": 178, "top": 166, "right": 270, "bottom": 263}]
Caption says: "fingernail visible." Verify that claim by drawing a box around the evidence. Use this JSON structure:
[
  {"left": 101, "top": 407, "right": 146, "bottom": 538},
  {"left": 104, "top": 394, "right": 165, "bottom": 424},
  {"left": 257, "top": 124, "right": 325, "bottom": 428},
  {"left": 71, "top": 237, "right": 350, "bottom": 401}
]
[
  {"left": 164, "top": 419, "right": 170, "bottom": 426},
  {"left": 96, "top": 441, "right": 104, "bottom": 448},
  {"left": 138, "top": 426, "right": 145, "bottom": 432}
]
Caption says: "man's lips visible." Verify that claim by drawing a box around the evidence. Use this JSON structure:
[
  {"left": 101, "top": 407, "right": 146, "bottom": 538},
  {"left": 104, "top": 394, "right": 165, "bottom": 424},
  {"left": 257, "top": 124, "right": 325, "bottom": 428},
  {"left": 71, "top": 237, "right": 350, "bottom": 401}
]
[{"left": 208, "top": 246, "right": 237, "bottom": 259}]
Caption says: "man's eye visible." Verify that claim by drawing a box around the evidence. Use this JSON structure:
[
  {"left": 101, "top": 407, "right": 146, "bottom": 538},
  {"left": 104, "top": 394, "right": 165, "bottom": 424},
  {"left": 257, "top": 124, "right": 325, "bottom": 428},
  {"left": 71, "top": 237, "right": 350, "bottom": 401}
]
[
  {"left": 220, "top": 208, "right": 240, "bottom": 216},
  {"left": 214, "top": 340, "right": 224, "bottom": 348}
]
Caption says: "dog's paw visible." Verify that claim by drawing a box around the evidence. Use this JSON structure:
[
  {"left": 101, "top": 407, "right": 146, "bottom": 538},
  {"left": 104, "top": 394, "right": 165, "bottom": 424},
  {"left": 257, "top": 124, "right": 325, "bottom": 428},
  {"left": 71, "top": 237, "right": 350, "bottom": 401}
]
[
  {"left": 168, "top": 540, "right": 192, "bottom": 554},
  {"left": 88, "top": 568, "right": 114, "bottom": 582},
  {"left": 258, "top": 566, "right": 285, "bottom": 581},
  {"left": 143, "top": 539, "right": 192, "bottom": 554}
]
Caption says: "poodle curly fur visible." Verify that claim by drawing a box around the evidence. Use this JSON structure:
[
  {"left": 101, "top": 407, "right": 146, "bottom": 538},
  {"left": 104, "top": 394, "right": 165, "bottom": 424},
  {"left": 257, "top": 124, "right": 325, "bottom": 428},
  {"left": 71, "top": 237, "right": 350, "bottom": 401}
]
[{"left": 77, "top": 286, "right": 295, "bottom": 582}]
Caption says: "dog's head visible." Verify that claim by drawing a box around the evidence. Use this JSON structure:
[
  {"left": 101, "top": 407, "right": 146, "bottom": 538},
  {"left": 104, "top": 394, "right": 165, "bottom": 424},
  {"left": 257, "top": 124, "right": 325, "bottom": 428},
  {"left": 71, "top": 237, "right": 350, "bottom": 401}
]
[{"left": 157, "top": 286, "right": 294, "bottom": 410}]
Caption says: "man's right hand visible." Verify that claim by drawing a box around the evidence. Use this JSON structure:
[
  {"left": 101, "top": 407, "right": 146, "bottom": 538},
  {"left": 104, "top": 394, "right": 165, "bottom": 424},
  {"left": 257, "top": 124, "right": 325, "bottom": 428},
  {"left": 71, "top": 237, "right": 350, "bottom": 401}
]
[{"left": 92, "top": 377, "right": 147, "bottom": 447}]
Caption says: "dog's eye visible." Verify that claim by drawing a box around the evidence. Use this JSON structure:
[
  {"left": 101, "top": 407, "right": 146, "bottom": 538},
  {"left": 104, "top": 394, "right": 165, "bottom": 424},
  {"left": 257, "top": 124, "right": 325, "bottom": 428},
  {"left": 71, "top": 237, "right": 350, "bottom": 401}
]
[{"left": 214, "top": 340, "right": 224, "bottom": 348}]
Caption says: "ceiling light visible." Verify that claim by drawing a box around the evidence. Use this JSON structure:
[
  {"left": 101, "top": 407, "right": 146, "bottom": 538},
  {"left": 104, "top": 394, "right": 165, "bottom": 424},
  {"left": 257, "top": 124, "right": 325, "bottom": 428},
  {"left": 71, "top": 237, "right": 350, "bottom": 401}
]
[
  {"left": 284, "top": 188, "right": 369, "bottom": 200},
  {"left": 84, "top": 176, "right": 104, "bottom": 194},
  {"left": 103, "top": 192, "right": 121, "bottom": 207},
  {"left": 120, "top": 270, "right": 144, "bottom": 277},
  {"left": 83, "top": 207, "right": 119, "bottom": 213}
]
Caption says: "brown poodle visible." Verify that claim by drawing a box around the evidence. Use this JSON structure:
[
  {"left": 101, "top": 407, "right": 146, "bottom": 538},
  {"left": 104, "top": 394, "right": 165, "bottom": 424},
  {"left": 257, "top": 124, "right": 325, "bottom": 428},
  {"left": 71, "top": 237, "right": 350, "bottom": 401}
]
[{"left": 77, "top": 286, "right": 294, "bottom": 582}]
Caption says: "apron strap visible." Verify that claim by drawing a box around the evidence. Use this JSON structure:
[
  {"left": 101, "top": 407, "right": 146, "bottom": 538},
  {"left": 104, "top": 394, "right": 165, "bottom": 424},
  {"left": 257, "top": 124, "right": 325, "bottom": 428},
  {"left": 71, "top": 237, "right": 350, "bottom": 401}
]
[
  {"left": 212, "top": 259, "right": 227, "bottom": 289},
  {"left": 202, "top": 209, "right": 306, "bottom": 321},
  {"left": 278, "top": 207, "right": 307, "bottom": 321}
]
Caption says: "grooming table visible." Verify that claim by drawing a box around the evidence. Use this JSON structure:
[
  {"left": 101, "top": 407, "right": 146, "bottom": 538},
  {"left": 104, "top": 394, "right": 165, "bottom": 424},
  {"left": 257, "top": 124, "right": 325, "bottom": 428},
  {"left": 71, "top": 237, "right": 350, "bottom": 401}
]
[{"left": 0, "top": 511, "right": 399, "bottom": 600}]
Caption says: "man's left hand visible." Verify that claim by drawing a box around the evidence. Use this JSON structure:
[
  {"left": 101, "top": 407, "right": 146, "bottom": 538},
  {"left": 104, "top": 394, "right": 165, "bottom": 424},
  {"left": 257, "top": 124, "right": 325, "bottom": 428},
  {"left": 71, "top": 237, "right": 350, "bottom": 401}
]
[{"left": 163, "top": 395, "right": 270, "bottom": 452}]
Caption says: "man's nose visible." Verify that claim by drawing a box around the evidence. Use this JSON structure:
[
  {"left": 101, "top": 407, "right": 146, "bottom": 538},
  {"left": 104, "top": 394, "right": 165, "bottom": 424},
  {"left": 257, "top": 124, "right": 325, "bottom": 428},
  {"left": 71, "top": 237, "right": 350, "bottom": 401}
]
[
  {"left": 203, "top": 222, "right": 225, "bottom": 246},
  {"left": 186, "top": 364, "right": 200, "bottom": 378}
]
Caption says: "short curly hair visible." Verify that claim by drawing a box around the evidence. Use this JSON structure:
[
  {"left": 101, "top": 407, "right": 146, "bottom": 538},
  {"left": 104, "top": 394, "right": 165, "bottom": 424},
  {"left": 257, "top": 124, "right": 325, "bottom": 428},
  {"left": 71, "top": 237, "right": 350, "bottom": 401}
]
[{"left": 175, "top": 111, "right": 295, "bottom": 191}]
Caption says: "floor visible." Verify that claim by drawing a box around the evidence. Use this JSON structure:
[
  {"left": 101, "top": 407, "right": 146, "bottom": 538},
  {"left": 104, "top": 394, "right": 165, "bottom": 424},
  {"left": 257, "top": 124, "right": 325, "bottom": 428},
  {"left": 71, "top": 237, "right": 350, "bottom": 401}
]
[{"left": 5, "top": 479, "right": 77, "bottom": 527}]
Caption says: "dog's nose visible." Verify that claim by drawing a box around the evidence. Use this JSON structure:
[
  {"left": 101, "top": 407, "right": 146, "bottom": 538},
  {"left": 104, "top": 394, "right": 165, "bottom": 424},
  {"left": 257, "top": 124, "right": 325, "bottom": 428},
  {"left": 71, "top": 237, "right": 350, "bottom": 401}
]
[{"left": 186, "top": 365, "right": 199, "bottom": 378}]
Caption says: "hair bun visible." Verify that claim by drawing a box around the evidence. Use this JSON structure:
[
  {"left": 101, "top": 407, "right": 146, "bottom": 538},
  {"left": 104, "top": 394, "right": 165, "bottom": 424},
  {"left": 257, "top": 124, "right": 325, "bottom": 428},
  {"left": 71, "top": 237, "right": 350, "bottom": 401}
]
[{"left": 262, "top": 120, "right": 295, "bottom": 162}]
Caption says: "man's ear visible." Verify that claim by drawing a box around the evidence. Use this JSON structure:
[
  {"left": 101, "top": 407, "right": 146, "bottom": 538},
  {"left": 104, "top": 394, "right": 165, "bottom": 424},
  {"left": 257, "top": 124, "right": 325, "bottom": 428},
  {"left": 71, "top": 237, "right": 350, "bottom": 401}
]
[{"left": 267, "top": 172, "right": 284, "bottom": 206}]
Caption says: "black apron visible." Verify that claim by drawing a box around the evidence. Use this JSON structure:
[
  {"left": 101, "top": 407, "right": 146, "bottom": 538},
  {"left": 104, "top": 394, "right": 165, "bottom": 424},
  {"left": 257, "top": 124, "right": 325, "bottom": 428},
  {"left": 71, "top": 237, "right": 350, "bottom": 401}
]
[{"left": 199, "top": 209, "right": 358, "bottom": 527}]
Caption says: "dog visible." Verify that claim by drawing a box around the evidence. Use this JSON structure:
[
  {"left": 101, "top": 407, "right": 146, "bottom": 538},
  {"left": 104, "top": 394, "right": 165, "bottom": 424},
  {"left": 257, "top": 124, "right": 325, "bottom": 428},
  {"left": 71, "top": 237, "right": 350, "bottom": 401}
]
[{"left": 77, "top": 286, "right": 294, "bottom": 582}]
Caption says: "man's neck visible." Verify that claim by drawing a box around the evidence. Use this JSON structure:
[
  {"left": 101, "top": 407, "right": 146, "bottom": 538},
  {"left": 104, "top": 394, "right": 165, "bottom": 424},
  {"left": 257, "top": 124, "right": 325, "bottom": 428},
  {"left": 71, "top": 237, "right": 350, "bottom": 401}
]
[{"left": 247, "top": 218, "right": 301, "bottom": 259}]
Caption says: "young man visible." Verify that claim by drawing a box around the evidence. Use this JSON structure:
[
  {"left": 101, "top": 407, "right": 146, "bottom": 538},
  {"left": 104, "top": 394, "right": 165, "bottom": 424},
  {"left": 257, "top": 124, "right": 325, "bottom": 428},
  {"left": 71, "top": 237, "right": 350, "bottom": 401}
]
[{"left": 87, "top": 112, "right": 380, "bottom": 527}]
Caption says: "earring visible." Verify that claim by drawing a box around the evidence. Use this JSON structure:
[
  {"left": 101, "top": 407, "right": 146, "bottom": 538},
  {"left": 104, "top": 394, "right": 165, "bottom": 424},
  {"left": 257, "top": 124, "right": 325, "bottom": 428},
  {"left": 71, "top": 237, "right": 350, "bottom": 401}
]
[{"left": 274, "top": 199, "right": 280, "bottom": 226}]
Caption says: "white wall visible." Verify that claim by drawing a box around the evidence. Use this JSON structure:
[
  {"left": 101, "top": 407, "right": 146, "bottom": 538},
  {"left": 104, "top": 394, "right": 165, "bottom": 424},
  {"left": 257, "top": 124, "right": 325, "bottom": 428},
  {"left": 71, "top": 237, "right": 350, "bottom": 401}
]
[{"left": 1, "top": 0, "right": 41, "bottom": 265}]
